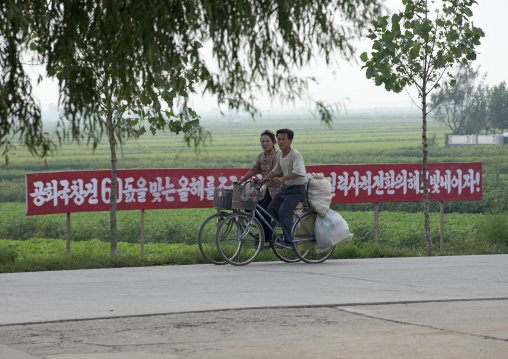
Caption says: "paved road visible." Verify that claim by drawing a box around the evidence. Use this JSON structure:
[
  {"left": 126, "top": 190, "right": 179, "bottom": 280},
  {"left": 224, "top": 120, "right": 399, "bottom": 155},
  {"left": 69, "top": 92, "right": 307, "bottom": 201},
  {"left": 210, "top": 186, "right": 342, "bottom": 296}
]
[{"left": 1, "top": 255, "right": 507, "bottom": 358}]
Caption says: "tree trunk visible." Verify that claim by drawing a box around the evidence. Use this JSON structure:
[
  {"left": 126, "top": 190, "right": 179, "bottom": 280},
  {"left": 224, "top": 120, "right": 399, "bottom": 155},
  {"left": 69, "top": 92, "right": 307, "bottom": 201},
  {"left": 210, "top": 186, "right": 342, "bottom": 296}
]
[
  {"left": 422, "top": 91, "right": 434, "bottom": 256},
  {"left": 106, "top": 99, "right": 118, "bottom": 257}
]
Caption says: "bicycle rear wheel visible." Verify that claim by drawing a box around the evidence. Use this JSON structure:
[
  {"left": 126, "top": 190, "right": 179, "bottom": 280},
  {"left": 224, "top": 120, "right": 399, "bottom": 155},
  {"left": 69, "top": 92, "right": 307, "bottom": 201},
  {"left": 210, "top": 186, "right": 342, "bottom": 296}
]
[
  {"left": 292, "top": 211, "right": 335, "bottom": 263},
  {"left": 270, "top": 223, "right": 300, "bottom": 263},
  {"left": 198, "top": 213, "right": 228, "bottom": 265},
  {"left": 216, "top": 212, "right": 264, "bottom": 266}
]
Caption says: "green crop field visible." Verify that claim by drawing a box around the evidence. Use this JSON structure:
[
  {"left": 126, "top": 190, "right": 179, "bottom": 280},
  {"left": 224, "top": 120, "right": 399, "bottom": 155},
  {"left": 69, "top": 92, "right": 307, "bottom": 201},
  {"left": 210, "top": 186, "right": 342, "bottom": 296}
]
[
  {"left": 1, "top": 110, "right": 507, "bottom": 272},
  {"left": 0, "top": 110, "right": 453, "bottom": 175},
  {"left": 2, "top": 110, "right": 508, "bottom": 209}
]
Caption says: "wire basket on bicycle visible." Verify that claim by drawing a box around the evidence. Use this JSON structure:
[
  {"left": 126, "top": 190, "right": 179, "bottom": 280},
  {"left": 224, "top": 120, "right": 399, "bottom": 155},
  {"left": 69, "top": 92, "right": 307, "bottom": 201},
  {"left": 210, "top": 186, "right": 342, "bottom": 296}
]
[
  {"left": 213, "top": 188, "right": 234, "bottom": 210},
  {"left": 232, "top": 182, "right": 259, "bottom": 210}
]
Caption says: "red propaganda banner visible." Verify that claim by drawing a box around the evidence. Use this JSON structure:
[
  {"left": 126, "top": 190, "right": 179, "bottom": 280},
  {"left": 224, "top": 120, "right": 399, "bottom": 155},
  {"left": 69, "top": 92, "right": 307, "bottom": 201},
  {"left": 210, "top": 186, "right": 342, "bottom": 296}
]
[
  {"left": 25, "top": 162, "right": 482, "bottom": 216},
  {"left": 319, "top": 162, "right": 482, "bottom": 204}
]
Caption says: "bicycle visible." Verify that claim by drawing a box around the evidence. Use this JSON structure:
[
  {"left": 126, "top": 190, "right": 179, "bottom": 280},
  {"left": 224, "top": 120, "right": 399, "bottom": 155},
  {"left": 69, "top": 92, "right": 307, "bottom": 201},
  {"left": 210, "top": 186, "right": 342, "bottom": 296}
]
[
  {"left": 216, "top": 179, "right": 335, "bottom": 266},
  {"left": 198, "top": 182, "right": 295, "bottom": 265},
  {"left": 197, "top": 187, "right": 238, "bottom": 265},
  {"left": 197, "top": 209, "right": 231, "bottom": 265}
]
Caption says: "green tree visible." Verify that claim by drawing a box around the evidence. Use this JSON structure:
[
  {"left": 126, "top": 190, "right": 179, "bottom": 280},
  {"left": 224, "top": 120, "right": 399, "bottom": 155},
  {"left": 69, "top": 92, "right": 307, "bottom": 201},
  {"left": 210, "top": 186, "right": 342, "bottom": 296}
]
[
  {"left": 2, "top": 0, "right": 382, "bottom": 255},
  {"left": 430, "top": 63, "right": 482, "bottom": 135},
  {"left": 0, "top": 1, "right": 54, "bottom": 163},
  {"left": 26, "top": 2, "right": 205, "bottom": 256},
  {"left": 488, "top": 82, "right": 508, "bottom": 133},
  {"left": 360, "top": 0, "right": 484, "bottom": 255},
  {"left": 465, "top": 83, "right": 488, "bottom": 135}
]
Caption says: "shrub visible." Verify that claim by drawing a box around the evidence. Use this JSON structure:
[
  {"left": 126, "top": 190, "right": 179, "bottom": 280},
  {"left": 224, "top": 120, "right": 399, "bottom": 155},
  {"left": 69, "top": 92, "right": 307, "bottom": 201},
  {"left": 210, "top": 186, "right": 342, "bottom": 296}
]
[
  {"left": 0, "top": 245, "right": 18, "bottom": 263},
  {"left": 0, "top": 216, "right": 67, "bottom": 241},
  {"left": 333, "top": 242, "right": 366, "bottom": 259},
  {"left": 476, "top": 212, "right": 508, "bottom": 247},
  {"left": 0, "top": 180, "right": 25, "bottom": 202}
]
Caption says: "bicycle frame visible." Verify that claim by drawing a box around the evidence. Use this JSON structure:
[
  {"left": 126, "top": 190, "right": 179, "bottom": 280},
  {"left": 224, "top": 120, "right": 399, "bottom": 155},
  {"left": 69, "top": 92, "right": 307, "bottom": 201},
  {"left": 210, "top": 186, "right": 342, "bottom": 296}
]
[
  {"left": 235, "top": 179, "right": 312, "bottom": 244},
  {"left": 244, "top": 203, "right": 300, "bottom": 243}
]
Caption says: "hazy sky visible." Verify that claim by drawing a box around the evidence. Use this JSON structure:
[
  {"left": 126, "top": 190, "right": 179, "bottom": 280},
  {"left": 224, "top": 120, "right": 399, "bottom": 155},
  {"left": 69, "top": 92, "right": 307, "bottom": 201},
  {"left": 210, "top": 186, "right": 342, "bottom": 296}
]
[
  {"left": 31, "top": 0, "right": 506, "bottom": 113},
  {"left": 292, "top": 0, "right": 507, "bottom": 111}
]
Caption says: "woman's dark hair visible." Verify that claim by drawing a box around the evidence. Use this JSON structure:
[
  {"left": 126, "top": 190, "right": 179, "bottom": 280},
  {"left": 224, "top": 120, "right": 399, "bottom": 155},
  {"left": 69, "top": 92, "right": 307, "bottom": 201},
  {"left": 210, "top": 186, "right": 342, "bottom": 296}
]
[
  {"left": 260, "top": 129, "right": 276, "bottom": 143},
  {"left": 276, "top": 128, "right": 294, "bottom": 140}
]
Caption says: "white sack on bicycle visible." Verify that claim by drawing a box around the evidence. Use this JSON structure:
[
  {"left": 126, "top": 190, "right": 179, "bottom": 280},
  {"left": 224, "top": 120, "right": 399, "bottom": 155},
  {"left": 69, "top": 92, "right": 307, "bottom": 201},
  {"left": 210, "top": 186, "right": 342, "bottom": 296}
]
[
  {"left": 315, "top": 210, "right": 353, "bottom": 253},
  {"left": 306, "top": 173, "right": 332, "bottom": 218}
]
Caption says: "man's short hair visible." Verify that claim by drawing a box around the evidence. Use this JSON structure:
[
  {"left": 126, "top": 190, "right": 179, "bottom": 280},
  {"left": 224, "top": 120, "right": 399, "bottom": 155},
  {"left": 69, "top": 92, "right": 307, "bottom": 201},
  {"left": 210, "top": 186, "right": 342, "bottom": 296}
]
[
  {"left": 260, "top": 129, "right": 276, "bottom": 143},
  {"left": 276, "top": 128, "right": 294, "bottom": 140}
]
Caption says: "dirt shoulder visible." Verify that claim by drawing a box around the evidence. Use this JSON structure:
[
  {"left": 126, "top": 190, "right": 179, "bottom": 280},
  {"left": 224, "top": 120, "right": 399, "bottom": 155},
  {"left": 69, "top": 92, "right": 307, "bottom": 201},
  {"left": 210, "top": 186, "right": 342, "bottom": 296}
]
[{"left": 1, "top": 300, "right": 507, "bottom": 359}]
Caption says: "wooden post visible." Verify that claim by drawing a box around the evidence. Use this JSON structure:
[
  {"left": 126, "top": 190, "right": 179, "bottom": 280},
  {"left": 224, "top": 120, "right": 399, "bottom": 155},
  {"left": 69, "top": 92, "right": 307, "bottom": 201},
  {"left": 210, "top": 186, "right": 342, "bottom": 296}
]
[
  {"left": 374, "top": 203, "right": 379, "bottom": 244},
  {"left": 140, "top": 209, "right": 145, "bottom": 258},
  {"left": 440, "top": 202, "right": 444, "bottom": 253},
  {"left": 66, "top": 213, "right": 71, "bottom": 254}
]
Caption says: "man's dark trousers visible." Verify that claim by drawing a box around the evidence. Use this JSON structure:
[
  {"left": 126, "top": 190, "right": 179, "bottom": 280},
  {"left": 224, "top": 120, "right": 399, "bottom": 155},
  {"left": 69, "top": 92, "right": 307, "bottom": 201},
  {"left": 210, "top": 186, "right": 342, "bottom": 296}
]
[
  {"left": 267, "top": 185, "right": 306, "bottom": 242},
  {"left": 256, "top": 191, "right": 272, "bottom": 242}
]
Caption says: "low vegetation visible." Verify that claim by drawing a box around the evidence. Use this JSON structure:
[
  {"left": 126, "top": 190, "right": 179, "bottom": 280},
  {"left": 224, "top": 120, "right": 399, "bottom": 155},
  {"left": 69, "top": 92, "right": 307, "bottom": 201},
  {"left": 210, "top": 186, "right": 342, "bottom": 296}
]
[
  {"left": 1, "top": 202, "right": 507, "bottom": 273},
  {"left": 1, "top": 114, "right": 507, "bottom": 272}
]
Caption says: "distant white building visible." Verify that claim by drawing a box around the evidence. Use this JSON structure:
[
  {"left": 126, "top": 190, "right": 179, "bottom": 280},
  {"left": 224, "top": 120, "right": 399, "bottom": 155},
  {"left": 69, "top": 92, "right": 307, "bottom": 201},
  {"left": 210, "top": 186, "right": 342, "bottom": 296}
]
[{"left": 446, "top": 133, "right": 507, "bottom": 147}]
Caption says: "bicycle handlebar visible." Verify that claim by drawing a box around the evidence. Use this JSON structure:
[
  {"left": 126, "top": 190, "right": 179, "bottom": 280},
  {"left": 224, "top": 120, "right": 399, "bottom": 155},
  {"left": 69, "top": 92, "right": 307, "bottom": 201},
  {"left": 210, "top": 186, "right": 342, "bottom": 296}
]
[
  {"left": 234, "top": 178, "right": 273, "bottom": 190},
  {"left": 252, "top": 178, "right": 273, "bottom": 186}
]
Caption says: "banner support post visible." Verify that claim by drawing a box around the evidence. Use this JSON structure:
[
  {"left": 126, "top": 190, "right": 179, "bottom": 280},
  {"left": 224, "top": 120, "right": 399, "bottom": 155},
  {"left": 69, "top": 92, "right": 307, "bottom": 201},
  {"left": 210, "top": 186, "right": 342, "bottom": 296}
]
[
  {"left": 140, "top": 210, "right": 145, "bottom": 258},
  {"left": 440, "top": 202, "right": 445, "bottom": 253},
  {"left": 66, "top": 213, "right": 71, "bottom": 254},
  {"left": 374, "top": 203, "right": 379, "bottom": 244}
]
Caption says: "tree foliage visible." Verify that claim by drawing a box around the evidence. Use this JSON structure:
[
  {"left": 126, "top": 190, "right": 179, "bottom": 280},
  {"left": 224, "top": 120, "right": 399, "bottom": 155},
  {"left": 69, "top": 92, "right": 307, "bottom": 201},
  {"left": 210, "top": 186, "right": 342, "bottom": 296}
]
[
  {"left": 430, "top": 63, "right": 482, "bottom": 134},
  {"left": 465, "top": 82, "right": 488, "bottom": 135},
  {"left": 360, "top": 0, "right": 484, "bottom": 255},
  {"left": 1, "top": 0, "right": 382, "bottom": 161},
  {"left": 0, "top": 1, "right": 52, "bottom": 163},
  {"left": 431, "top": 64, "right": 508, "bottom": 135},
  {"left": 488, "top": 82, "right": 508, "bottom": 133}
]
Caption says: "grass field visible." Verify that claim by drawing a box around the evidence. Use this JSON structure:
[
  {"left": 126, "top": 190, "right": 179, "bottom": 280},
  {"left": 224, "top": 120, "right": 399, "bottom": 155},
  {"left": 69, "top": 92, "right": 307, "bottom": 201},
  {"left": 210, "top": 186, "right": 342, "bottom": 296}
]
[
  {"left": 4, "top": 110, "right": 506, "bottom": 174},
  {"left": 1, "top": 110, "right": 508, "bottom": 272},
  {"left": 1, "top": 201, "right": 507, "bottom": 273},
  {"left": 2, "top": 110, "right": 507, "bottom": 210},
  {"left": 2, "top": 110, "right": 449, "bottom": 175}
]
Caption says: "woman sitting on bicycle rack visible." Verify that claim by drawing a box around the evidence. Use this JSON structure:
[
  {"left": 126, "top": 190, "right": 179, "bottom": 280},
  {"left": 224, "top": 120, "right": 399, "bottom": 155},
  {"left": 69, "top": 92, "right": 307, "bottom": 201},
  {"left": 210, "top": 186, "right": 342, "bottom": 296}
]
[{"left": 237, "top": 130, "right": 281, "bottom": 241}]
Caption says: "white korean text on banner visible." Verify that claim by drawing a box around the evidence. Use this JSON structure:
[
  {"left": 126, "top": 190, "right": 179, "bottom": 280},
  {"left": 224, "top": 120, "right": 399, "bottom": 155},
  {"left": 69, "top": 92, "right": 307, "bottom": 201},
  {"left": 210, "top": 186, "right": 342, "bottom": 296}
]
[{"left": 25, "top": 163, "right": 482, "bottom": 216}]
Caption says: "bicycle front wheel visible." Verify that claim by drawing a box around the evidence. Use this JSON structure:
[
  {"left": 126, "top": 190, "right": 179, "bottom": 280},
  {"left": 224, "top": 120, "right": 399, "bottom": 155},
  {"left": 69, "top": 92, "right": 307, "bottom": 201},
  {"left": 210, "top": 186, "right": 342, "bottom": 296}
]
[
  {"left": 198, "top": 213, "right": 228, "bottom": 265},
  {"left": 216, "top": 212, "right": 264, "bottom": 266},
  {"left": 292, "top": 211, "right": 335, "bottom": 263}
]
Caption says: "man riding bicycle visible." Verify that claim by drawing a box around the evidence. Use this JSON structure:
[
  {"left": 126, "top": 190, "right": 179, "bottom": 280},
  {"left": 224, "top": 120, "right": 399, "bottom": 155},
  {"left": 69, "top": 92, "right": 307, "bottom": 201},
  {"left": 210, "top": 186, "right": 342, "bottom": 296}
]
[{"left": 263, "top": 128, "right": 307, "bottom": 248}]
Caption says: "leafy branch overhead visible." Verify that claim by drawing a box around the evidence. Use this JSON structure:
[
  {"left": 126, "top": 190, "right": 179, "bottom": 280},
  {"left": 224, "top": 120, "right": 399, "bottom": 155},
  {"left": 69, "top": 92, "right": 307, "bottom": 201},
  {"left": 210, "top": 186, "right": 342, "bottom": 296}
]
[
  {"left": 360, "top": 0, "right": 484, "bottom": 102},
  {"left": 1, "top": 0, "right": 383, "bottom": 162}
]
